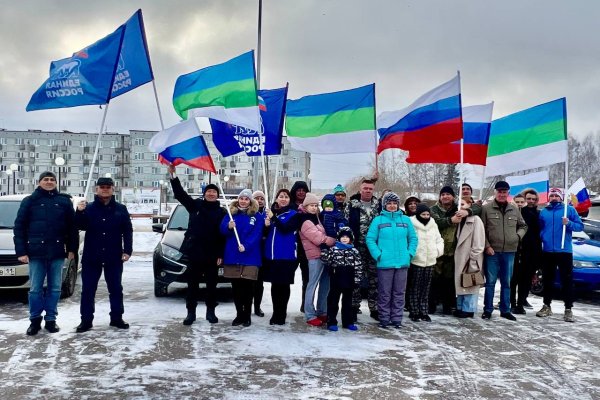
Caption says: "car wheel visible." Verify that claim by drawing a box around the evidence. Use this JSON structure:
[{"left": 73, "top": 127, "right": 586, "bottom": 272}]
[
  {"left": 61, "top": 259, "right": 78, "bottom": 299},
  {"left": 530, "top": 268, "right": 544, "bottom": 296},
  {"left": 154, "top": 280, "right": 169, "bottom": 297}
]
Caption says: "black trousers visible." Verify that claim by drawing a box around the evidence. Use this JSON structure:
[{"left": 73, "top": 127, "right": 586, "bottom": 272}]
[
  {"left": 542, "top": 252, "right": 574, "bottom": 309},
  {"left": 327, "top": 284, "right": 354, "bottom": 327},
  {"left": 271, "top": 283, "right": 291, "bottom": 323},
  {"left": 254, "top": 267, "right": 264, "bottom": 310},
  {"left": 186, "top": 262, "right": 218, "bottom": 312},
  {"left": 231, "top": 279, "right": 255, "bottom": 320},
  {"left": 299, "top": 257, "right": 309, "bottom": 310},
  {"left": 510, "top": 248, "right": 538, "bottom": 307},
  {"left": 81, "top": 262, "right": 123, "bottom": 322}
]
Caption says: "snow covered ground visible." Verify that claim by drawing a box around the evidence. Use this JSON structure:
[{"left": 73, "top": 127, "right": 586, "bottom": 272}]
[{"left": 1, "top": 219, "right": 600, "bottom": 399}]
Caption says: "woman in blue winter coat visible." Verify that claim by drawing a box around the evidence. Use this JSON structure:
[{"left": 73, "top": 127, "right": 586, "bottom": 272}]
[
  {"left": 366, "top": 192, "right": 418, "bottom": 328},
  {"left": 264, "top": 188, "right": 300, "bottom": 325},
  {"left": 220, "top": 189, "right": 265, "bottom": 327}
]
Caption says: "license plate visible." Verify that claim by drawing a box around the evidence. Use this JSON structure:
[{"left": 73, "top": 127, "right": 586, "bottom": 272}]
[
  {"left": 218, "top": 267, "right": 224, "bottom": 277},
  {"left": 0, "top": 267, "right": 16, "bottom": 276}
]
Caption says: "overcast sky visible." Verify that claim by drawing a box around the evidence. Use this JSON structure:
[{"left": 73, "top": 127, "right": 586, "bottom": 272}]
[{"left": 1, "top": 1, "right": 599, "bottom": 189}]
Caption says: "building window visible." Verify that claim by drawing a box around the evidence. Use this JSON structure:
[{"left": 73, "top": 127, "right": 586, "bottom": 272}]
[
  {"left": 278, "top": 170, "right": 286, "bottom": 177},
  {"left": 134, "top": 153, "right": 143, "bottom": 160},
  {"left": 152, "top": 181, "right": 160, "bottom": 188},
  {"left": 0, "top": 138, "right": 6, "bottom": 145},
  {"left": 293, "top": 171, "right": 303, "bottom": 178},
  {"left": 16, "top": 138, "right": 24, "bottom": 145},
  {"left": 48, "top": 139, "right": 55, "bottom": 146},
  {"left": 134, "top": 138, "right": 144, "bottom": 146},
  {"left": 80, "top": 180, "right": 87, "bottom": 187},
  {"left": 152, "top": 153, "right": 158, "bottom": 161},
  {"left": 151, "top": 167, "right": 160, "bottom": 174}
]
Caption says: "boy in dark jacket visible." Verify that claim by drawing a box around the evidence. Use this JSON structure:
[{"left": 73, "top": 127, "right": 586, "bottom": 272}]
[
  {"left": 320, "top": 194, "right": 348, "bottom": 239},
  {"left": 321, "top": 227, "right": 363, "bottom": 331}
]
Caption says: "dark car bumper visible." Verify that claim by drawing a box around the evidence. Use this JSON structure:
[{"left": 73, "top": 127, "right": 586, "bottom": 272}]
[{"left": 153, "top": 245, "right": 228, "bottom": 285}]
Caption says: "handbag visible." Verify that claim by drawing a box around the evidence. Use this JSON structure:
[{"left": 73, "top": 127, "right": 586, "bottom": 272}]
[{"left": 461, "top": 260, "right": 485, "bottom": 288}]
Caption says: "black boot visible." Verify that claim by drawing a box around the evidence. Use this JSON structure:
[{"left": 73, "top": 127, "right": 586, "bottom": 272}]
[
  {"left": 183, "top": 312, "right": 196, "bottom": 326},
  {"left": 44, "top": 320, "right": 60, "bottom": 333},
  {"left": 243, "top": 313, "right": 252, "bottom": 327},
  {"left": 206, "top": 307, "right": 218, "bottom": 324},
  {"left": 110, "top": 319, "right": 130, "bottom": 329},
  {"left": 370, "top": 311, "right": 379, "bottom": 321},
  {"left": 254, "top": 305, "right": 265, "bottom": 317},
  {"left": 232, "top": 315, "right": 244, "bottom": 326},
  {"left": 26, "top": 317, "right": 43, "bottom": 336},
  {"left": 76, "top": 320, "right": 93, "bottom": 333}
]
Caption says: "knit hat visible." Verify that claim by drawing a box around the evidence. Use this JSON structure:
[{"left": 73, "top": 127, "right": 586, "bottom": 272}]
[
  {"left": 321, "top": 193, "right": 336, "bottom": 210},
  {"left": 238, "top": 188, "right": 253, "bottom": 200},
  {"left": 382, "top": 191, "right": 400, "bottom": 207},
  {"left": 38, "top": 171, "right": 57, "bottom": 182},
  {"left": 302, "top": 192, "right": 320, "bottom": 207},
  {"left": 203, "top": 183, "right": 219, "bottom": 195},
  {"left": 333, "top": 184, "right": 346, "bottom": 195},
  {"left": 337, "top": 226, "right": 354, "bottom": 243},
  {"left": 252, "top": 190, "right": 265, "bottom": 200},
  {"left": 439, "top": 186, "right": 455, "bottom": 197},
  {"left": 548, "top": 187, "right": 564, "bottom": 201},
  {"left": 416, "top": 203, "right": 431, "bottom": 216}
]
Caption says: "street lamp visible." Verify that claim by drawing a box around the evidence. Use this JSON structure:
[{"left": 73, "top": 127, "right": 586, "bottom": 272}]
[
  {"left": 9, "top": 163, "right": 18, "bottom": 194},
  {"left": 158, "top": 179, "right": 164, "bottom": 216},
  {"left": 55, "top": 156, "right": 65, "bottom": 192},
  {"left": 104, "top": 173, "right": 112, "bottom": 178},
  {"left": 223, "top": 176, "right": 230, "bottom": 194},
  {"left": 4, "top": 169, "right": 12, "bottom": 195}
]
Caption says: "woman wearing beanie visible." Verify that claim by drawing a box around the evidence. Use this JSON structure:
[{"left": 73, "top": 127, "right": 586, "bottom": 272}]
[
  {"left": 263, "top": 189, "right": 300, "bottom": 325},
  {"left": 453, "top": 196, "right": 485, "bottom": 318},
  {"left": 220, "top": 189, "right": 265, "bottom": 327},
  {"left": 298, "top": 192, "right": 336, "bottom": 326},
  {"left": 366, "top": 192, "right": 418, "bottom": 328},
  {"left": 252, "top": 190, "right": 267, "bottom": 318},
  {"left": 407, "top": 203, "right": 444, "bottom": 322}
]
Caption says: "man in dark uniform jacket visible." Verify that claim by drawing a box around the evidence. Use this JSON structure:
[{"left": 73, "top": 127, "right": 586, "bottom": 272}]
[
  {"left": 14, "top": 171, "right": 78, "bottom": 335},
  {"left": 74, "top": 177, "right": 133, "bottom": 332},
  {"left": 168, "top": 165, "right": 227, "bottom": 325}
]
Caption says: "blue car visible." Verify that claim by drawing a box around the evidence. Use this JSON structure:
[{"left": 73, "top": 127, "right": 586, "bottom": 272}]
[{"left": 531, "top": 231, "right": 600, "bottom": 295}]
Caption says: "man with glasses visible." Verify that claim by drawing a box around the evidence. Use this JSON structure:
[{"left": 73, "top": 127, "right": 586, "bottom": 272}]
[
  {"left": 536, "top": 188, "right": 583, "bottom": 322},
  {"left": 510, "top": 189, "right": 542, "bottom": 314},
  {"left": 480, "top": 181, "right": 528, "bottom": 321},
  {"left": 14, "top": 171, "right": 78, "bottom": 335}
]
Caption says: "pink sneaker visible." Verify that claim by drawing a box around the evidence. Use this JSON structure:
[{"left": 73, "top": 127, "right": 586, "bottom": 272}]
[{"left": 307, "top": 318, "right": 323, "bottom": 327}]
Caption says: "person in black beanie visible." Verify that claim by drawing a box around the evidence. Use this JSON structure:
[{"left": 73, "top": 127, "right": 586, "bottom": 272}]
[
  {"left": 290, "top": 180, "right": 310, "bottom": 312},
  {"left": 168, "top": 165, "right": 226, "bottom": 325}
]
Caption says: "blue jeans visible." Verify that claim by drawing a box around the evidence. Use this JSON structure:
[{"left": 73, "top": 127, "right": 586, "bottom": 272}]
[
  {"left": 483, "top": 252, "right": 515, "bottom": 314},
  {"left": 304, "top": 259, "right": 330, "bottom": 321},
  {"left": 457, "top": 294, "right": 478, "bottom": 313},
  {"left": 28, "top": 258, "right": 64, "bottom": 321}
]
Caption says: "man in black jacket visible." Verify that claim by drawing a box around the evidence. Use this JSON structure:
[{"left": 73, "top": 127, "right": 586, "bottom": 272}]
[
  {"left": 14, "top": 171, "right": 78, "bottom": 335},
  {"left": 74, "top": 177, "right": 133, "bottom": 332},
  {"left": 169, "top": 165, "right": 226, "bottom": 325}
]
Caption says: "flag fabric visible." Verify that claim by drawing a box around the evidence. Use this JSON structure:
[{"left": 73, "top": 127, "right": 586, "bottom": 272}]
[
  {"left": 110, "top": 9, "right": 154, "bottom": 99},
  {"left": 377, "top": 75, "right": 462, "bottom": 153},
  {"left": 505, "top": 171, "right": 550, "bottom": 204},
  {"left": 148, "top": 119, "right": 216, "bottom": 173},
  {"left": 172, "top": 51, "right": 260, "bottom": 131},
  {"left": 210, "top": 86, "right": 288, "bottom": 157},
  {"left": 285, "top": 84, "right": 376, "bottom": 154},
  {"left": 485, "top": 98, "right": 567, "bottom": 177},
  {"left": 567, "top": 177, "right": 592, "bottom": 214},
  {"left": 26, "top": 26, "right": 125, "bottom": 111},
  {"left": 406, "top": 102, "right": 493, "bottom": 165}
]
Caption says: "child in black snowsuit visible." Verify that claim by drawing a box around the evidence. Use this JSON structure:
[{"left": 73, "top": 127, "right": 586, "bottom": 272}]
[{"left": 321, "top": 227, "right": 363, "bottom": 331}]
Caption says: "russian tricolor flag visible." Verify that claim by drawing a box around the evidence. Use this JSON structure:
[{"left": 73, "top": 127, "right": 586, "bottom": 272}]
[
  {"left": 377, "top": 75, "right": 462, "bottom": 153},
  {"left": 148, "top": 118, "right": 216, "bottom": 173},
  {"left": 405, "top": 103, "right": 493, "bottom": 165},
  {"left": 568, "top": 178, "right": 592, "bottom": 215},
  {"left": 506, "top": 171, "right": 549, "bottom": 204}
]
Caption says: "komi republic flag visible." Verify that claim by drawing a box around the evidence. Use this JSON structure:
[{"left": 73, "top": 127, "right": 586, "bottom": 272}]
[
  {"left": 285, "top": 84, "right": 376, "bottom": 154},
  {"left": 210, "top": 86, "right": 288, "bottom": 157},
  {"left": 173, "top": 51, "right": 260, "bottom": 132}
]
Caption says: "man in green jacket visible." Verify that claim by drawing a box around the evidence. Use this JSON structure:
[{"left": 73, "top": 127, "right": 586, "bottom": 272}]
[{"left": 480, "top": 181, "right": 528, "bottom": 321}]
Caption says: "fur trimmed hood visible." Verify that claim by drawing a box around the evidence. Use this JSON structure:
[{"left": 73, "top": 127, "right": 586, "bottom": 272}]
[{"left": 229, "top": 198, "right": 259, "bottom": 215}]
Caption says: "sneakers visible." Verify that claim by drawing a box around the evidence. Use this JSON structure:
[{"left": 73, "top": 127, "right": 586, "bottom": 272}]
[
  {"left": 307, "top": 318, "right": 323, "bottom": 327},
  {"left": 500, "top": 312, "right": 517, "bottom": 321},
  {"left": 45, "top": 321, "right": 60, "bottom": 333},
  {"left": 512, "top": 306, "right": 526, "bottom": 315},
  {"left": 317, "top": 315, "right": 328, "bottom": 324},
  {"left": 536, "top": 304, "right": 553, "bottom": 317},
  {"left": 183, "top": 312, "right": 196, "bottom": 326},
  {"left": 328, "top": 325, "right": 339, "bottom": 332},
  {"left": 26, "top": 317, "right": 43, "bottom": 336},
  {"left": 76, "top": 321, "right": 93, "bottom": 333},
  {"left": 481, "top": 311, "right": 492, "bottom": 320},
  {"left": 346, "top": 324, "right": 359, "bottom": 331},
  {"left": 564, "top": 309, "right": 574, "bottom": 323},
  {"left": 110, "top": 319, "right": 130, "bottom": 329},
  {"left": 392, "top": 322, "right": 402, "bottom": 329}
]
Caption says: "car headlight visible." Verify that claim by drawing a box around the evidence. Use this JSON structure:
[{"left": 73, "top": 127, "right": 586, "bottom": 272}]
[
  {"left": 160, "top": 243, "right": 183, "bottom": 262},
  {"left": 573, "top": 260, "right": 597, "bottom": 269}
]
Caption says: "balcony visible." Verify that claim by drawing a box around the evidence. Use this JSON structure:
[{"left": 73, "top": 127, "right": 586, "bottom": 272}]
[{"left": 18, "top": 144, "right": 26, "bottom": 150}]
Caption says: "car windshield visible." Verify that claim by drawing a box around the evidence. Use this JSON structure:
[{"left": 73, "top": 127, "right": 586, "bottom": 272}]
[
  {"left": 0, "top": 201, "right": 21, "bottom": 229},
  {"left": 167, "top": 206, "right": 189, "bottom": 230}
]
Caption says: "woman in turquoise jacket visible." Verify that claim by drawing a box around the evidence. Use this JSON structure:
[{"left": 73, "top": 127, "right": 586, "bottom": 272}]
[{"left": 366, "top": 192, "right": 418, "bottom": 328}]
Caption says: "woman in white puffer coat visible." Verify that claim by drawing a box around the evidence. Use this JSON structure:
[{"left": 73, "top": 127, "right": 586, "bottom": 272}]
[{"left": 407, "top": 203, "right": 444, "bottom": 322}]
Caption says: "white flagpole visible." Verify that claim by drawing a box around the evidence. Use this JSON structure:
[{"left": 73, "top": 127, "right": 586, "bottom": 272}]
[
  {"left": 215, "top": 174, "right": 242, "bottom": 247},
  {"left": 152, "top": 80, "right": 165, "bottom": 130},
  {"left": 561, "top": 157, "right": 569, "bottom": 249},
  {"left": 83, "top": 104, "right": 110, "bottom": 200},
  {"left": 479, "top": 167, "right": 486, "bottom": 201},
  {"left": 272, "top": 155, "right": 280, "bottom": 203}
]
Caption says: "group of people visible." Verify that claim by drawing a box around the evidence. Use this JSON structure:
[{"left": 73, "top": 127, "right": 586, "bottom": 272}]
[{"left": 15, "top": 167, "right": 583, "bottom": 336}]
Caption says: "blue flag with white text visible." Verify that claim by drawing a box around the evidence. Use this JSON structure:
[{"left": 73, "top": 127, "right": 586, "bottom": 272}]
[
  {"left": 26, "top": 26, "right": 125, "bottom": 111},
  {"left": 210, "top": 86, "right": 287, "bottom": 156},
  {"left": 111, "top": 9, "right": 154, "bottom": 98}
]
